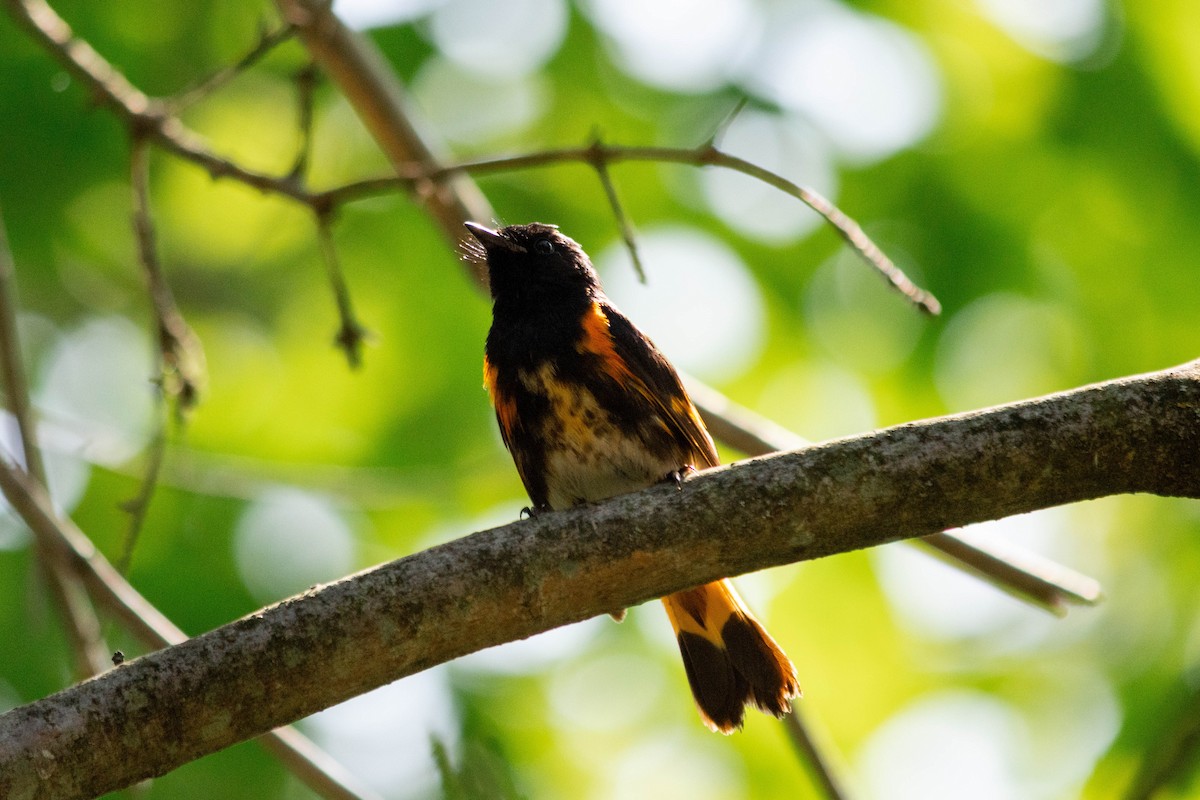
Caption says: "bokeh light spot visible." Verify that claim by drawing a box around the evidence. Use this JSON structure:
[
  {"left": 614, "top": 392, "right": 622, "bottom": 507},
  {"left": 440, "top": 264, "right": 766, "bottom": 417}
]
[
  {"left": 745, "top": 3, "right": 942, "bottom": 164},
  {"left": 805, "top": 247, "right": 926, "bottom": 375},
  {"left": 858, "top": 691, "right": 1026, "bottom": 800},
  {"left": 702, "top": 111, "right": 837, "bottom": 243},
  {"left": 583, "top": 0, "right": 760, "bottom": 93},
  {"left": 756, "top": 360, "right": 877, "bottom": 442},
  {"left": 430, "top": 0, "right": 568, "bottom": 79},
  {"left": 873, "top": 509, "right": 1074, "bottom": 641},
  {"left": 934, "top": 293, "right": 1088, "bottom": 411},
  {"left": 975, "top": 0, "right": 1108, "bottom": 63},
  {"left": 607, "top": 733, "right": 744, "bottom": 799},
  {"left": 413, "top": 57, "right": 546, "bottom": 145},
  {"left": 334, "top": 0, "right": 447, "bottom": 29},
  {"left": 599, "top": 228, "right": 766, "bottom": 381},
  {"left": 35, "top": 316, "right": 155, "bottom": 465},
  {"left": 549, "top": 652, "right": 667, "bottom": 732},
  {"left": 305, "top": 669, "right": 458, "bottom": 798},
  {"left": 233, "top": 488, "right": 356, "bottom": 603},
  {"left": 456, "top": 616, "right": 607, "bottom": 674}
]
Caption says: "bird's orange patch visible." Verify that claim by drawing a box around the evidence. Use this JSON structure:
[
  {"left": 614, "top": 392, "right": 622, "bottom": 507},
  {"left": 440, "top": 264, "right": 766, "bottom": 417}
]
[
  {"left": 484, "top": 356, "right": 519, "bottom": 438},
  {"left": 577, "top": 302, "right": 636, "bottom": 384},
  {"left": 662, "top": 581, "right": 742, "bottom": 647},
  {"left": 671, "top": 395, "right": 707, "bottom": 435}
]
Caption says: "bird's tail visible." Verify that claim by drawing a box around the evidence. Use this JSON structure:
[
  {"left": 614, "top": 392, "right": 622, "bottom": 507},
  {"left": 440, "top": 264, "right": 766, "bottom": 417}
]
[{"left": 662, "top": 580, "right": 800, "bottom": 733}]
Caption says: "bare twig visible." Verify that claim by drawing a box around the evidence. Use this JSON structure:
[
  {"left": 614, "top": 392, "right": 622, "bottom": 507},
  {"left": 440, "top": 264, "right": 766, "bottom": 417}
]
[
  {"left": 782, "top": 710, "right": 851, "bottom": 800},
  {"left": 704, "top": 148, "right": 939, "bottom": 315},
  {"left": 289, "top": 63, "right": 320, "bottom": 180},
  {"left": 1124, "top": 677, "right": 1200, "bottom": 800},
  {"left": 0, "top": 467, "right": 178, "bottom": 647},
  {"left": 587, "top": 134, "right": 646, "bottom": 283},
  {"left": 116, "top": 408, "right": 167, "bottom": 574},
  {"left": 1, "top": 359, "right": 1197, "bottom": 799},
  {"left": 12, "top": 0, "right": 939, "bottom": 319},
  {"left": 0, "top": 208, "right": 47, "bottom": 490},
  {"left": 0, "top": 202, "right": 109, "bottom": 679},
  {"left": 705, "top": 96, "right": 750, "bottom": 149},
  {"left": 166, "top": 20, "right": 296, "bottom": 113},
  {"left": 917, "top": 530, "right": 1101, "bottom": 612},
  {"left": 682, "top": 377, "right": 810, "bottom": 454},
  {"left": 130, "top": 135, "right": 206, "bottom": 416},
  {"left": 315, "top": 211, "right": 369, "bottom": 368},
  {"left": 0, "top": 4, "right": 383, "bottom": 775}
]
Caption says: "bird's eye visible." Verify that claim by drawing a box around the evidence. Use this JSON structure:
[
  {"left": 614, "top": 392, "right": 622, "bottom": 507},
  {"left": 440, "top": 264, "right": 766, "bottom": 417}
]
[{"left": 534, "top": 238, "right": 555, "bottom": 255}]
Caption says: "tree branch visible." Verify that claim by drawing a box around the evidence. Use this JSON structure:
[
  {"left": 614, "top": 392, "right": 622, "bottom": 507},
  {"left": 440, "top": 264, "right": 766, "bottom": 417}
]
[{"left": 1, "top": 360, "right": 1196, "bottom": 799}]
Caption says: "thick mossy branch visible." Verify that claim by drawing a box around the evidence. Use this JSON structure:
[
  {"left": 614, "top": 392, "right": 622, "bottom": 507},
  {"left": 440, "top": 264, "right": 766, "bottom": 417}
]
[{"left": 0, "top": 361, "right": 1197, "bottom": 800}]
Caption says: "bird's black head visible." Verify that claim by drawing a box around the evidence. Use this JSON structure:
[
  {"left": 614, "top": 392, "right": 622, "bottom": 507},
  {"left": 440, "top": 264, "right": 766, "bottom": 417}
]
[{"left": 464, "top": 222, "right": 602, "bottom": 306}]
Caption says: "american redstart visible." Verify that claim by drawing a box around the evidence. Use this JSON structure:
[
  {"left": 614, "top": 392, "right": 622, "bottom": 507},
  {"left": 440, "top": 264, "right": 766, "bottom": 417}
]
[{"left": 465, "top": 221, "right": 799, "bottom": 733}]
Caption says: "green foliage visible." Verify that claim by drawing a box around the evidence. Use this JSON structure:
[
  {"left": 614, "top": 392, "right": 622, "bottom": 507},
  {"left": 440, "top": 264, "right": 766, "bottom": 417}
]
[{"left": 1, "top": 0, "right": 1199, "bottom": 798}]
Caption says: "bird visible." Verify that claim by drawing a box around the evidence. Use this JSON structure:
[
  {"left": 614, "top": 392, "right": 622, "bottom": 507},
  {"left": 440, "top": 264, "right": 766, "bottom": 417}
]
[{"left": 464, "top": 220, "right": 799, "bottom": 733}]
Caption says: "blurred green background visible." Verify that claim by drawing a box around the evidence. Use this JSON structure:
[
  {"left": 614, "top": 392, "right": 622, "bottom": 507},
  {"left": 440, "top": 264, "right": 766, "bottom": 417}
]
[{"left": 1, "top": 0, "right": 1199, "bottom": 798}]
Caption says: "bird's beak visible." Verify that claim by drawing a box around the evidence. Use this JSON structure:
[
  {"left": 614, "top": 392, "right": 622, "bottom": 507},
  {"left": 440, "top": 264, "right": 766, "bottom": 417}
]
[{"left": 465, "top": 222, "right": 526, "bottom": 253}]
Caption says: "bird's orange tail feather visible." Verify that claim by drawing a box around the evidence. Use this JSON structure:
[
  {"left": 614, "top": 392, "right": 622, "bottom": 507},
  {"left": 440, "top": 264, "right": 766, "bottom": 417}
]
[{"left": 662, "top": 580, "right": 800, "bottom": 733}]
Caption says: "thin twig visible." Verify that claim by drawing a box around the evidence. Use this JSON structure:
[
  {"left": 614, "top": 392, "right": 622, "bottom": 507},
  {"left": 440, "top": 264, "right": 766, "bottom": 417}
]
[
  {"left": 0, "top": 208, "right": 48, "bottom": 487},
  {"left": 315, "top": 211, "right": 369, "bottom": 368},
  {"left": 781, "top": 710, "right": 851, "bottom": 800},
  {"left": 587, "top": 134, "right": 646, "bottom": 283},
  {"left": 122, "top": 137, "right": 188, "bottom": 570},
  {"left": 917, "top": 531, "right": 1101, "bottom": 612},
  {"left": 709, "top": 148, "right": 940, "bottom": 315},
  {"left": 289, "top": 63, "right": 319, "bottom": 180},
  {"left": 0, "top": 8, "right": 382, "bottom": 780},
  {"left": 166, "top": 20, "right": 296, "bottom": 113},
  {"left": 0, "top": 201, "right": 110, "bottom": 679},
  {"left": 116, "top": 406, "right": 167, "bottom": 574},
  {"left": 1124, "top": 676, "right": 1200, "bottom": 800},
  {"left": 130, "top": 134, "right": 206, "bottom": 416},
  {"left": 704, "top": 95, "right": 750, "bottom": 149}
]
